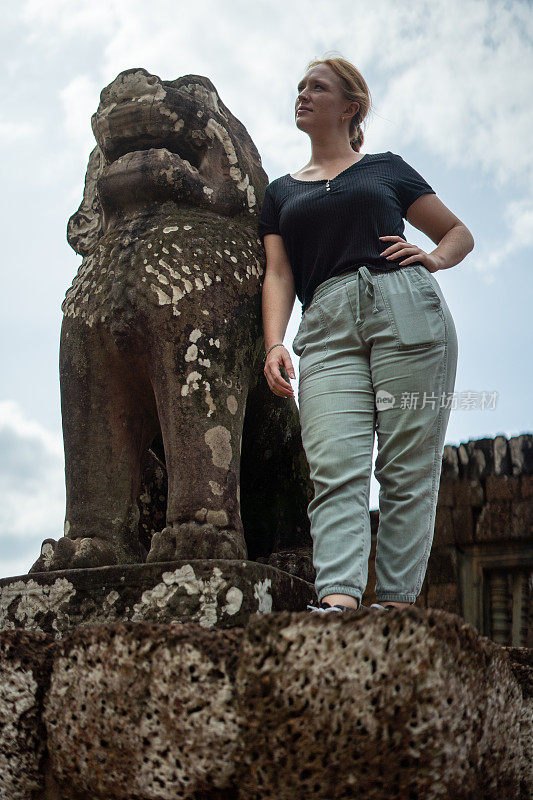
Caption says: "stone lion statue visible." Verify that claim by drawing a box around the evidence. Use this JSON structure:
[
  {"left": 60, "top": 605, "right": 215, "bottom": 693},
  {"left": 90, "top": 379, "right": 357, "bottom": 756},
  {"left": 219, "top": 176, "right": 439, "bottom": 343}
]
[{"left": 29, "top": 68, "right": 311, "bottom": 573}]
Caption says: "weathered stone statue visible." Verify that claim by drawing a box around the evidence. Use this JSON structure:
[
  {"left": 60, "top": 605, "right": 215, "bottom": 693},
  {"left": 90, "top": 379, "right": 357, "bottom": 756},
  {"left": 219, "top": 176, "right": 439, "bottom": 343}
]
[{"left": 28, "top": 68, "right": 311, "bottom": 573}]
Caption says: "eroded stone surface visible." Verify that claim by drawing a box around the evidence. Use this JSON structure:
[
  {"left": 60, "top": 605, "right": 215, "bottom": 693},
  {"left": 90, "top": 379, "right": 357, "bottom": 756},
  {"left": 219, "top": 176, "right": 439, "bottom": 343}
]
[
  {"left": 0, "top": 629, "right": 55, "bottom": 800},
  {"left": 0, "top": 610, "right": 531, "bottom": 799},
  {"left": 44, "top": 621, "right": 243, "bottom": 799},
  {"left": 234, "top": 607, "right": 531, "bottom": 799},
  {"left": 0, "top": 560, "right": 315, "bottom": 638},
  {"left": 0, "top": 577, "right": 76, "bottom": 636}
]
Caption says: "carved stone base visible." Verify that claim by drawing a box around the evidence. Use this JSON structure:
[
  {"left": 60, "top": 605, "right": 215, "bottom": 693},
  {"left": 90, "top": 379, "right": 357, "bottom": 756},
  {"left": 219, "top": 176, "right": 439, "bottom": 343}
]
[
  {"left": 1, "top": 610, "right": 531, "bottom": 800},
  {"left": 0, "top": 560, "right": 315, "bottom": 639}
]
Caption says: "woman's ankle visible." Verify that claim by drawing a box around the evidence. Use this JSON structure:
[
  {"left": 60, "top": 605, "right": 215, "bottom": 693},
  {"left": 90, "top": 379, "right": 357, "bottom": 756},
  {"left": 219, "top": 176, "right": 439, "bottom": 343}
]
[{"left": 321, "top": 593, "right": 360, "bottom": 610}]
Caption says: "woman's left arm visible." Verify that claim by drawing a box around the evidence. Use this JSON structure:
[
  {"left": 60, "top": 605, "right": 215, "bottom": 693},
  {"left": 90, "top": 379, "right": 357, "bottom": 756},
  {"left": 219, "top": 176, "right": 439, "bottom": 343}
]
[{"left": 379, "top": 193, "right": 475, "bottom": 273}]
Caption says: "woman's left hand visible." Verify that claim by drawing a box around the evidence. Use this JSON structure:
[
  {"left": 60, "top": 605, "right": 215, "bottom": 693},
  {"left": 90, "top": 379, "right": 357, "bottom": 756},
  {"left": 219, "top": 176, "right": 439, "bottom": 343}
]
[{"left": 379, "top": 235, "right": 441, "bottom": 273}]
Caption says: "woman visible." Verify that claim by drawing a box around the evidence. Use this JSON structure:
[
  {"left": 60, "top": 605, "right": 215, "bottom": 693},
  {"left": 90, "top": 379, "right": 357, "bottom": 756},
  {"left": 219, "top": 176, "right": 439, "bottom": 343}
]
[{"left": 258, "top": 56, "right": 474, "bottom": 615}]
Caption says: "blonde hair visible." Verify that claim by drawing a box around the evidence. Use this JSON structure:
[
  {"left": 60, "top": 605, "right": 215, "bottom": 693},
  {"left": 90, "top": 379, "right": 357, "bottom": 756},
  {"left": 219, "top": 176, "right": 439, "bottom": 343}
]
[{"left": 303, "top": 55, "right": 372, "bottom": 152}]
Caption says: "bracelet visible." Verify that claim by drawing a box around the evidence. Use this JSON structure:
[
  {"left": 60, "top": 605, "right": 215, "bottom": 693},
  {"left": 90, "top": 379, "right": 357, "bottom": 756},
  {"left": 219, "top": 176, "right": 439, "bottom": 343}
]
[{"left": 264, "top": 343, "right": 285, "bottom": 362}]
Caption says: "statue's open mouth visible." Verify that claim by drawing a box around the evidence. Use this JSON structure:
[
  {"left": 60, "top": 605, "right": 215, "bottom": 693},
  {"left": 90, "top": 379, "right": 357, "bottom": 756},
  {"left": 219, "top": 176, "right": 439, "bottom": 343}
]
[
  {"left": 93, "top": 99, "right": 206, "bottom": 174},
  {"left": 106, "top": 138, "right": 201, "bottom": 170}
]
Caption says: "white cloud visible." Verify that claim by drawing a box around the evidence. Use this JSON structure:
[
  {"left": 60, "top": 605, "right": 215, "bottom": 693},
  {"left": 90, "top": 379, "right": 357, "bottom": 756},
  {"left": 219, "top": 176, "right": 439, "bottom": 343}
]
[
  {"left": 0, "top": 400, "right": 62, "bottom": 457},
  {"left": 0, "top": 400, "right": 64, "bottom": 578},
  {"left": 371, "top": 1, "right": 533, "bottom": 183},
  {"left": 60, "top": 74, "right": 101, "bottom": 154},
  {"left": 474, "top": 197, "right": 533, "bottom": 280},
  {"left": 21, "top": 0, "right": 120, "bottom": 42},
  {"left": 0, "top": 119, "right": 42, "bottom": 142},
  {"left": 506, "top": 199, "right": 533, "bottom": 249},
  {"left": 18, "top": 0, "right": 532, "bottom": 170}
]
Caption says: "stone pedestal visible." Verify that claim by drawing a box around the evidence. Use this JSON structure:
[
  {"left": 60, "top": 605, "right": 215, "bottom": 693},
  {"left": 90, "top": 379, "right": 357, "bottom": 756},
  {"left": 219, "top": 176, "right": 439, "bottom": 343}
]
[
  {"left": 1, "top": 609, "right": 532, "bottom": 800},
  {"left": 0, "top": 560, "right": 315, "bottom": 639}
]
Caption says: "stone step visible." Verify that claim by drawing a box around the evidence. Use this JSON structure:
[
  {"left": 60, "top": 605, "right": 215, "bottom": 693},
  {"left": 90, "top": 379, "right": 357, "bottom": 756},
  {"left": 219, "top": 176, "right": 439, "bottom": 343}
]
[{"left": 0, "top": 559, "right": 315, "bottom": 637}]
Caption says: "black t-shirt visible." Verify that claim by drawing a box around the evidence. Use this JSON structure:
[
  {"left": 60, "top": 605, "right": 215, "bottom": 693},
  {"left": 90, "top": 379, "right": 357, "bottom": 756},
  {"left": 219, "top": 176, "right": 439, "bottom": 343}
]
[{"left": 257, "top": 150, "right": 436, "bottom": 312}]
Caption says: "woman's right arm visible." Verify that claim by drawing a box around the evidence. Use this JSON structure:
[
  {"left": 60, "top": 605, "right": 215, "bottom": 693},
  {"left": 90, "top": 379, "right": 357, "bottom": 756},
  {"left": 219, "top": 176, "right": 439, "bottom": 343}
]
[{"left": 262, "top": 233, "right": 297, "bottom": 399}]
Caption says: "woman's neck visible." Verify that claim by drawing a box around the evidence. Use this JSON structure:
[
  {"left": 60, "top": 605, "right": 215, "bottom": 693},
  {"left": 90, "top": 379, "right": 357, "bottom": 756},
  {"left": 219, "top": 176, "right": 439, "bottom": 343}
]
[{"left": 305, "top": 134, "right": 358, "bottom": 167}]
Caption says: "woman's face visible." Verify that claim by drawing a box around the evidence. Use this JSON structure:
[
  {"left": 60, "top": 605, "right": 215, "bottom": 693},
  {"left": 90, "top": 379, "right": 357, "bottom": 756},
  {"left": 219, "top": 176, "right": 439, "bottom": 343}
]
[{"left": 295, "top": 64, "right": 357, "bottom": 131}]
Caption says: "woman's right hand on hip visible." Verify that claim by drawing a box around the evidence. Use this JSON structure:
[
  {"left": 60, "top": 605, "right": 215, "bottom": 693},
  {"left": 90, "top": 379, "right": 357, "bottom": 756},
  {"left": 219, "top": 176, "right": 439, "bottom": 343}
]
[{"left": 264, "top": 345, "right": 295, "bottom": 398}]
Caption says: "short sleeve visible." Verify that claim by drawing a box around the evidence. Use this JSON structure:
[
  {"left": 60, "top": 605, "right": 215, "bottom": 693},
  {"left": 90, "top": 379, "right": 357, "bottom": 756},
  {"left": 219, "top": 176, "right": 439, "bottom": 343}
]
[
  {"left": 257, "top": 183, "right": 281, "bottom": 243},
  {"left": 393, "top": 153, "right": 436, "bottom": 218}
]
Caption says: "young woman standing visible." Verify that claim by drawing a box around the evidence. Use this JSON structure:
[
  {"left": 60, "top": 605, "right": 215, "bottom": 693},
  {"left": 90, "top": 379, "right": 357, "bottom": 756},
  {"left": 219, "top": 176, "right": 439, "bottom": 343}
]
[{"left": 259, "top": 56, "right": 473, "bottom": 614}]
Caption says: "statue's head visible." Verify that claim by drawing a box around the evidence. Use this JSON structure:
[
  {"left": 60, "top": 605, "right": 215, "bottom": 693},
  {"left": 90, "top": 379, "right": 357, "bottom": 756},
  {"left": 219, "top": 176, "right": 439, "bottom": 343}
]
[{"left": 67, "top": 68, "right": 269, "bottom": 256}]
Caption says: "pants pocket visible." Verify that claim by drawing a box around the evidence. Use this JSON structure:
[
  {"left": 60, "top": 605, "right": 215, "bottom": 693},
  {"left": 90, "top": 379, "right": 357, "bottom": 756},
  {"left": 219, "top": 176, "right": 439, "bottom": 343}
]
[
  {"left": 378, "top": 271, "right": 446, "bottom": 350},
  {"left": 292, "top": 302, "right": 328, "bottom": 378},
  {"left": 292, "top": 313, "right": 307, "bottom": 357},
  {"left": 409, "top": 265, "right": 443, "bottom": 304}
]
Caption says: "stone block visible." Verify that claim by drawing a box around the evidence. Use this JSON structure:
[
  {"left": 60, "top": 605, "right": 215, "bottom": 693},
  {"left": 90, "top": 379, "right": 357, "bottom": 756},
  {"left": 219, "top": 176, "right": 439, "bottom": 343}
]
[
  {"left": 1, "top": 610, "right": 532, "bottom": 798},
  {"left": 486, "top": 475, "right": 521, "bottom": 502},
  {"left": 434, "top": 506, "right": 454, "bottom": 546},
  {"left": 441, "top": 444, "right": 459, "bottom": 481},
  {"left": 462, "top": 438, "right": 495, "bottom": 480},
  {"left": 426, "top": 548, "right": 458, "bottom": 585},
  {"left": 521, "top": 475, "right": 533, "bottom": 499},
  {"left": 44, "top": 621, "right": 242, "bottom": 799},
  {"left": 427, "top": 582, "right": 461, "bottom": 615},
  {"left": 452, "top": 505, "right": 474, "bottom": 544},
  {"left": 494, "top": 435, "right": 513, "bottom": 476},
  {"left": 512, "top": 500, "right": 533, "bottom": 539},
  {"left": 258, "top": 548, "right": 315, "bottom": 585},
  {"left": 0, "top": 629, "right": 55, "bottom": 800},
  {"left": 453, "top": 478, "right": 485, "bottom": 507},
  {"left": 233, "top": 608, "right": 529, "bottom": 799},
  {"left": 476, "top": 502, "right": 513, "bottom": 542},
  {"left": 0, "top": 560, "right": 315, "bottom": 639},
  {"left": 437, "top": 479, "right": 454, "bottom": 507},
  {"left": 509, "top": 435, "right": 533, "bottom": 476},
  {"left": 503, "top": 646, "right": 533, "bottom": 699}
]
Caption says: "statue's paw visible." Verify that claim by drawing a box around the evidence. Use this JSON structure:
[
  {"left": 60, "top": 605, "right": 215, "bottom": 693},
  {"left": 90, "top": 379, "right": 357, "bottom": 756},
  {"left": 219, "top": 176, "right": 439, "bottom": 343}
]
[
  {"left": 28, "top": 536, "right": 118, "bottom": 572},
  {"left": 146, "top": 522, "right": 247, "bottom": 562}
]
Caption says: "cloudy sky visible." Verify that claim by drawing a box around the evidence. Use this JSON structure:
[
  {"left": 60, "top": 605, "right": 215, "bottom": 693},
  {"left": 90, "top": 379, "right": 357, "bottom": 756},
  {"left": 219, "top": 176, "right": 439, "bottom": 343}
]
[{"left": 1, "top": 0, "right": 532, "bottom": 579}]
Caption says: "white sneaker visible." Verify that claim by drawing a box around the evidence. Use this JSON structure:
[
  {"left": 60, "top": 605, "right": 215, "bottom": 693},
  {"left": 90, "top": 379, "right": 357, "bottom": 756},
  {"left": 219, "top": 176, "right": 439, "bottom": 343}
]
[
  {"left": 307, "top": 601, "right": 361, "bottom": 615},
  {"left": 370, "top": 603, "right": 394, "bottom": 612}
]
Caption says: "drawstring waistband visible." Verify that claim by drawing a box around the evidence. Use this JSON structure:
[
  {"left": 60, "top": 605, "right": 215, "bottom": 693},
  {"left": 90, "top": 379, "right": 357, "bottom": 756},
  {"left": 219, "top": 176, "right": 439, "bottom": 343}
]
[
  {"left": 354, "top": 265, "right": 379, "bottom": 323},
  {"left": 306, "top": 265, "right": 380, "bottom": 322}
]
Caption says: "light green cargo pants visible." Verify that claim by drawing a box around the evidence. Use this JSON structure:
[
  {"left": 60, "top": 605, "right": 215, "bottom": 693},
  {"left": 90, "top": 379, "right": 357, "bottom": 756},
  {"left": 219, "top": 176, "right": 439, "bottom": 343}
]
[{"left": 292, "top": 264, "right": 458, "bottom": 605}]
